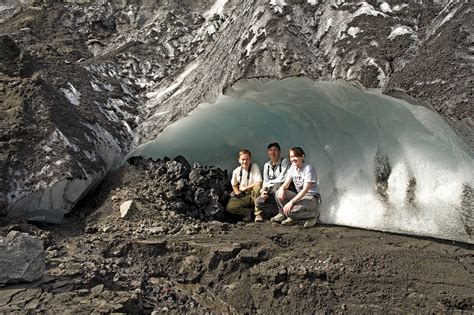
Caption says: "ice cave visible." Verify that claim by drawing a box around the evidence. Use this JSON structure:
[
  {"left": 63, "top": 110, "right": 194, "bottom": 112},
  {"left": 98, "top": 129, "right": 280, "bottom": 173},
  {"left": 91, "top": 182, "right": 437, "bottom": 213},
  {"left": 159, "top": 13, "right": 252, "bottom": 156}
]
[{"left": 129, "top": 78, "right": 473, "bottom": 243}]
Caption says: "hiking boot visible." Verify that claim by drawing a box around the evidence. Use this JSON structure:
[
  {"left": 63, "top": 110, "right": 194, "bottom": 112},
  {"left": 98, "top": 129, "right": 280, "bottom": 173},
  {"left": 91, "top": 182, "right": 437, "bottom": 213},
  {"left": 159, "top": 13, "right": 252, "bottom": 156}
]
[
  {"left": 270, "top": 213, "right": 286, "bottom": 223},
  {"left": 304, "top": 217, "right": 317, "bottom": 228},
  {"left": 255, "top": 214, "right": 264, "bottom": 223},
  {"left": 281, "top": 217, "right": 296, "bottom": 226}
]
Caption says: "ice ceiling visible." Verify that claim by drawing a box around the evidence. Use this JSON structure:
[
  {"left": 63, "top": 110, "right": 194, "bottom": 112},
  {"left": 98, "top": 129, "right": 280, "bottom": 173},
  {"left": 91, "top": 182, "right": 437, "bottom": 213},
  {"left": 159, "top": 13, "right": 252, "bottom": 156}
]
[{"left": 130, "top": 78, "right": 473, "bottom": 243}]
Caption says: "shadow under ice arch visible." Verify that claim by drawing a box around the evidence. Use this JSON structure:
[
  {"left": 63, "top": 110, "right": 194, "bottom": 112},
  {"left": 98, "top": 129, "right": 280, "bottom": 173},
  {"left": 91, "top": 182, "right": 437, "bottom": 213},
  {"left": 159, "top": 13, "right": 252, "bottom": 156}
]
[{"left": 129, "top": 78, "right": 473, "bottom": 243}]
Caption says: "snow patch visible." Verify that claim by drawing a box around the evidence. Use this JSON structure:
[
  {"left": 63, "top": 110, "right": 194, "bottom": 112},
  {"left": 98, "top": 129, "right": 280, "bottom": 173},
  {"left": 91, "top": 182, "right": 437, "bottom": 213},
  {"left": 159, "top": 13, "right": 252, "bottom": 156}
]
[
  {"left": 392, "top": 4, "right": 408, "bottom": 12},
  {"left": 105, "top": 98, "right": 135, "bottom": 134},
  {"left": 42, "top": 145, "right": 52, "bottom": 153},
  {"left": 120, "top": 82, "right": 135, "bottom": 98},
  {"left": 61, "top": 82, "right": 81, "bottom": 106},
  {"left": 347, "top": 27, "right": 361, "bottom": 38},
  {"left": 54, "top": 160, "right": 65, "bottom": 166},
  {"left": 55, "top": 129, "right": 80, "bottom": 152},
  {"left": 204, "top": 0, "right": 228, "bottom": 19},
  {"left": 270, "top": 0, "right": 287, "bottom": 14},
  {"left": 388, "top": 25, "right": 413, "bottom": 40},
  {"left": 379, "top": 2, "right": 392, "bottom": 13},
  {"left": 354, "top": 2, "right": 387, "bottom": 18},
  {"left": 367, "top": 58, "right": 387, "bottom": 87},
  {"left": 146, "top": 64, "right": 198, "bottom": 105},
  {"left": 415, "top": 79, "right": 447, "bottom": 86},
  {"left": 91, "top": 81, "right": 102, "bottom": 92},
  {"left": 83, "top": 150, "right": 97, "bottom": 162},
  {"left": 426, "top": 4, "right": 459, "bottom": 39},
  {"left": 207, "top": 23, "right": 218, "bottom": 36},
  {"left": 164, "top": 41, "right": 175, "bottom": 58},
  {"left": 245, "top": 28, "right": 267, "bottom": 56}
]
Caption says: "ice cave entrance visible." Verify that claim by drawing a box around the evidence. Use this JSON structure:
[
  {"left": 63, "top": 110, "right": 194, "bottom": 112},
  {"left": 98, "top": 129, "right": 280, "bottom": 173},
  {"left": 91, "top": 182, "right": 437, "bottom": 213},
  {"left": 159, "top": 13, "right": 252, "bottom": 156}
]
[{"left": 129, "top": 78, "right": 473, "bottom": 244}]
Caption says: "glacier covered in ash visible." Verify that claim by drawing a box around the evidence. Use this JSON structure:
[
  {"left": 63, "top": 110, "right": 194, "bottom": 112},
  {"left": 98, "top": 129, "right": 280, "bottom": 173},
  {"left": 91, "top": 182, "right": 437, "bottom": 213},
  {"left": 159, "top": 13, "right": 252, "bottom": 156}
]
[{"left": 130, "top": 78, "right": 473, "bottom": 243}]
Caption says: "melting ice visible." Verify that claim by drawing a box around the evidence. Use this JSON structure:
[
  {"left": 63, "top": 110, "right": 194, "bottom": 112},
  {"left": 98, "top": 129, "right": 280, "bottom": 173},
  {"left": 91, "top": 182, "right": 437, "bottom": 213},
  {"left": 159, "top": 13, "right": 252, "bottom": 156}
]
[{"left": 130, "top": 78, "right": 473, "bottom": 243}]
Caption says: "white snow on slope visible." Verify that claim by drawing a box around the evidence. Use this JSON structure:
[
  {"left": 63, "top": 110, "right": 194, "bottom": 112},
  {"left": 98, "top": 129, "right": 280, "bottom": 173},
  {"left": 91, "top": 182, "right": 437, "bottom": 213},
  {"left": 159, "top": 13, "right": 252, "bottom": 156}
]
[
  {"left": 380, "top": 2, "right": 392, "bottom": 13},
  {"left": 347, "top": 27, "right": 361, "bottom": 38},
  {"left": 270, "top": 0, "right": 287, "bottom": 14},
  {"left": 61, "top": 83, "right": 81, "bottom": 106},
  {"left": 146, "top": 64, "right": 198, "bottom": 105},
  {"left": 392, "top": 4, "right": 408, "bottom": 11},
  {"left": 354, "top": 2, "right": 387, "bottom": 18},
  {"left": 388, "top": 25, "right": 413, "bottom": 40},
  {"left": 246, "top": 28, "right": 267, "bottom": 56},
  {"left": 204, "top": 0, "right": 228, "bottom": 19}
]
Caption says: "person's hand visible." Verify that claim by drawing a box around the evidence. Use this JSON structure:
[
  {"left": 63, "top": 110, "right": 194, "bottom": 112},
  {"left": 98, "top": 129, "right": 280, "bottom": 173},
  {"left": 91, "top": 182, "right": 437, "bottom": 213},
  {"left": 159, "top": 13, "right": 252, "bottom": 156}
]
[
  {"left": 239, "top": 185, "right": 247, "bottom": 192},
  {"left": 261, "top": 190, "right": 269, "bottom": 199},
  {"left": 277, "top": 188, "right": 284, "bottom": 200},
  {"left": 283, "top": 200, "right": 293, "bottom": 215}
]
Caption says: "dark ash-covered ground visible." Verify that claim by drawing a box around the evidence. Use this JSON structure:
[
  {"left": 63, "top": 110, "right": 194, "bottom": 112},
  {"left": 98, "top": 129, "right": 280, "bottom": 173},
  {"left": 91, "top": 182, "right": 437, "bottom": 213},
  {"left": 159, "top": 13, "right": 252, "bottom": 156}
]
[{"left": 1, "top": 157, "right": 472, "bottom": 313}]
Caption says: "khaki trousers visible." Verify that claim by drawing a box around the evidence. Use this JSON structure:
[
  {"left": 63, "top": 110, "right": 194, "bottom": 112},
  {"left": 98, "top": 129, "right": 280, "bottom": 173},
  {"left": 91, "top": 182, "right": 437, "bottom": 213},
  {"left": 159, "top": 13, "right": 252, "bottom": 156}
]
[{"left": 226, "top": 185, "right": 261, "bottom": 217}]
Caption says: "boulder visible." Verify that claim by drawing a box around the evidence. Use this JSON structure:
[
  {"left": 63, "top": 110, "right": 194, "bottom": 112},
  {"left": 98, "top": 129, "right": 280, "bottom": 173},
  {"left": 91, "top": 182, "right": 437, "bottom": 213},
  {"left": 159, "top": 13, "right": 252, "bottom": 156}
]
[
  {"left": 0, "top": 231, "right": 45, "bottom": 286},
  {"left": 120, "top": 200, "right": 135, "bottom": 218}
]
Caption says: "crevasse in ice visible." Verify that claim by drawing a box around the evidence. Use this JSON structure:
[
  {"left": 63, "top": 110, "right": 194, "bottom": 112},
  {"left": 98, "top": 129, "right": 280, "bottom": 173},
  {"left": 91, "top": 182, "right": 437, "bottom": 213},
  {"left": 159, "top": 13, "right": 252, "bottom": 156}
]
[{"left": 130, "top": 78, "right": 473, "bottom": 243}]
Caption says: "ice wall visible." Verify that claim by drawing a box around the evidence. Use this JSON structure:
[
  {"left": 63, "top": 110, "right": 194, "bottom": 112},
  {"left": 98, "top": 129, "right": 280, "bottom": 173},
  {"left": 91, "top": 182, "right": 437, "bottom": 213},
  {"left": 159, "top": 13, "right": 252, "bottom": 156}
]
[{"left": 129, "top": 78, "right": 473, "bottom": 243}]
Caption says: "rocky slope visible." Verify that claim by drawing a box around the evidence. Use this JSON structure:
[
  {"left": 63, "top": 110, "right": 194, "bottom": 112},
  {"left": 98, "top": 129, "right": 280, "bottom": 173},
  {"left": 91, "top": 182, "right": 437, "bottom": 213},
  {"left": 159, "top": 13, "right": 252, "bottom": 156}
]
[{"left": 0, "top": 0, "right": 472, "bottom": 221}]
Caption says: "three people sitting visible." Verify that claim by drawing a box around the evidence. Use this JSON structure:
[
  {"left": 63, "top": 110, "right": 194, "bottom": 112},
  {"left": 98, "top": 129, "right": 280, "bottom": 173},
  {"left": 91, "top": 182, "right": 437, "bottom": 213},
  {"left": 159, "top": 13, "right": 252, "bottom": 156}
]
[{"left": 226, "top": 144, "right": 321, "bottom": 228}]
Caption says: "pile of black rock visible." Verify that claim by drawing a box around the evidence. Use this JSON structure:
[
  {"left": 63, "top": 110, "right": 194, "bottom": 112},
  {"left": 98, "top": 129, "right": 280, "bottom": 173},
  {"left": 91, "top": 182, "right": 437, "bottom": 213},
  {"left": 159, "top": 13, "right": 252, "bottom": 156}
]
[
  {"left": 81, "top": 155, "right": 237, "bottom": 239},
  {"left": 125, "top": 155, "right": 231, "bottom": 221}
]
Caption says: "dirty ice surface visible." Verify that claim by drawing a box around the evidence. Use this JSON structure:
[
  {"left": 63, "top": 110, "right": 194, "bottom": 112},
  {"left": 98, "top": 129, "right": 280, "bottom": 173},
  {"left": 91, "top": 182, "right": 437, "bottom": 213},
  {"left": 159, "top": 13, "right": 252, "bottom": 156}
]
[{"left": 130, "top": 78, "right": 473, "bottom": 243}]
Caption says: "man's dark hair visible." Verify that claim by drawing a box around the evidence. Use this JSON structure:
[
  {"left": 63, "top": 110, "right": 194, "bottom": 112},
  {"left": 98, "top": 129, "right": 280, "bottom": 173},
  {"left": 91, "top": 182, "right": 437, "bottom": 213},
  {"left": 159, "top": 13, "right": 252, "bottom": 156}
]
[{"left": 267, "top": 142, "right": 281, "bottom": 151}]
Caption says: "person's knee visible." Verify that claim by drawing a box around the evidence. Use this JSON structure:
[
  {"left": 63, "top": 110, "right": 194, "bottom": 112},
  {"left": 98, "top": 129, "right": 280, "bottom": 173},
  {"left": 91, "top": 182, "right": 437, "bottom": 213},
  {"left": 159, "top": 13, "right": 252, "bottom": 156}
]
[{"left": 226, "top": 199, "right": 237, "bottom": 213}]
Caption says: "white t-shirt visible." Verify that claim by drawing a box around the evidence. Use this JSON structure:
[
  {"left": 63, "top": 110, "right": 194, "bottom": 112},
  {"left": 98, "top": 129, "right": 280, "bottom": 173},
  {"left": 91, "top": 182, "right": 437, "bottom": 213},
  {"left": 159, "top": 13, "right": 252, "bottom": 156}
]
[
  {"left": 231, "top": 163, "right": 262, "bottom": 187},
  {"left": 288, "top": 163, "right": 319, "bottom": 195}
]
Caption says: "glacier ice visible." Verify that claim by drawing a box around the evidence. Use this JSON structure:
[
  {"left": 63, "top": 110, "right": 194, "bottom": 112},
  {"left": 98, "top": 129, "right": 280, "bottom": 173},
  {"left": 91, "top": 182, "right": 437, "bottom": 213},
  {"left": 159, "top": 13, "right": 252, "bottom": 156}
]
[{"left": 129, "top": 78, "right": 473, "bottom": 243}]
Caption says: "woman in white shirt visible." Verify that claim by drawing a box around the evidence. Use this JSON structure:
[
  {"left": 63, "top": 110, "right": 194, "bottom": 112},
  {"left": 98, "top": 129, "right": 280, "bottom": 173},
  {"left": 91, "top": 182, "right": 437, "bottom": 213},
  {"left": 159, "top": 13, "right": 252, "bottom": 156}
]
[{"left": 274, "top": 147, "right": 320, "bottom": 228}]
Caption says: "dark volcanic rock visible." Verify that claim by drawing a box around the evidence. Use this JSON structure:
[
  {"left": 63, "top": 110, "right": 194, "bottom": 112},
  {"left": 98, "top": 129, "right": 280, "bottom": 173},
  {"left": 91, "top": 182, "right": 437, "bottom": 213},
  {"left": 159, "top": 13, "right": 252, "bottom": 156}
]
[
  {"left": 84, "top": 156, "right": 230, "bottom": 238},
  {"left": 0, "top": 231, "right": 45, "bottom": 285}
]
